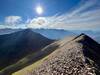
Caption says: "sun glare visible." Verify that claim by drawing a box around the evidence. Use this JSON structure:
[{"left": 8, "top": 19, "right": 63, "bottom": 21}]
[{"left": 36, "top": 5, "right": 43, "bottom": 15}]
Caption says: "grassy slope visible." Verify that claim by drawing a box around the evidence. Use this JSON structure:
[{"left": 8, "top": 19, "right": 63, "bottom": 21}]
[
  {"left": 0, "top": 41, "right": 58, "bottom": 75},
  {"left": 13, "top": 53, "right": 50, "bottom": 75}
]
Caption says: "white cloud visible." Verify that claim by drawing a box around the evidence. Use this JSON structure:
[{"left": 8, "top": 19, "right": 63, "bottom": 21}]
[
  {"left": 5, "top": 16, "right": 22, "bottom": 25},
  {"left": 69, "top": 0, "right": 97, "bottom": 17},
  {"left": 2, "top": 0, "right": 100, "bottom": 30},
  {"left": 26, "top": 17, "right": 48, "bottom": 28},
  {"left": 25, "top": 0, "right": 100, "bottom": 30}
]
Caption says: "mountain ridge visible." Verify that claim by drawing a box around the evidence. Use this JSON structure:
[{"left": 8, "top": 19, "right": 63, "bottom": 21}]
[
  {"left": 15, "top": 33, "right": 100, "bottom": 75},
  {"left": 0, "top": 32, "right": 100, "bottom": 75}
]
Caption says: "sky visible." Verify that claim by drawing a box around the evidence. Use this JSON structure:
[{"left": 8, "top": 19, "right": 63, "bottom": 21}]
[{"left": 0, "top": 0, "right": 100, "bottom": 30}]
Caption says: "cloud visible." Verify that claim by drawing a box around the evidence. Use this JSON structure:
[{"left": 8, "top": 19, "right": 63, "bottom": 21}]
[
  {"left": 26, "top": 17, "right": 48, "bottom": 28},
  {"left": 26, "top": 0, "right": 100, "bottom": 30},
  {"left": 5, "top": 16, "right": 22, "bottom": 25},
  {"left": 2, "top": 0, "right": 100, "bottom": 30},
  {"left": 69, "top": 0, "right": 97, "bottom": 17}
]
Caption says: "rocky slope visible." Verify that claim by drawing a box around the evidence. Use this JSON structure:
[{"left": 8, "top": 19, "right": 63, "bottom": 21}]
[{"left": 27, "top": 33, "right": 100, "bottom": 75}]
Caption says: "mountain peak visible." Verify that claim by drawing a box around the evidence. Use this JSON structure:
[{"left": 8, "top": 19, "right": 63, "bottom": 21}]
[
  {"left": 79, "top": 33, "right": 86, "bottom": 36},
  {"left": 23, "top": 28, "right": 33, "bottom": 32},
  {"left": 74, "top": 33, "right": 90, "bottom": 40},
  {"left": 73, "top": 33, "right": 98, "bottom": 44},
  {"left": 21, "top": 29, "right": 34, "bottom": 34},
  {"left": 78, "top": 33, "right": 91, "bottom": 39}
]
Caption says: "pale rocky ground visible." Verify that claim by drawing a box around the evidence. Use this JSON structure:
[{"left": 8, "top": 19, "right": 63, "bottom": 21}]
[{"left": 26, "top": 34, "right": 100, "bottom": 75}]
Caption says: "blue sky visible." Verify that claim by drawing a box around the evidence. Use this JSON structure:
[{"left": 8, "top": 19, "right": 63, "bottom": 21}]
[
  {"left": 0, "top": 0, "right": 100, "bottom": 30},
  {"left": 0, "top": 0, "right": 80, "bottom": 21}
]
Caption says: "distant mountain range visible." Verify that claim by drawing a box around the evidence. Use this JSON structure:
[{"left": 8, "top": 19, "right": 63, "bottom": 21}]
[
  {"left": 0, "top": 28, "right": 76, "bottom": 40},
  {"left": 0, "top": 28, "right": 20, "bottom": 35},
  {"left": 0, "top": 29, "right": 99, "bottom": 43},
  {"left": 32, "top": 29, "right": 76, "bottom": 39}
]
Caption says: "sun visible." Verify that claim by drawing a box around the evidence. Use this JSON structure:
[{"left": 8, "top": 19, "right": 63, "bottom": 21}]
[{"left": 36, "top": 5, "right": 43, "bottom": 15}]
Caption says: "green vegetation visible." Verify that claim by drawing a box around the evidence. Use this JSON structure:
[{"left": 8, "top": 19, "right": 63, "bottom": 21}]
[
  {"left": 13, "top": 53, "right": 50, "bottom": 75},
  {"left": 0, "top": 42, "right": 59, "bottom": 75}
]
